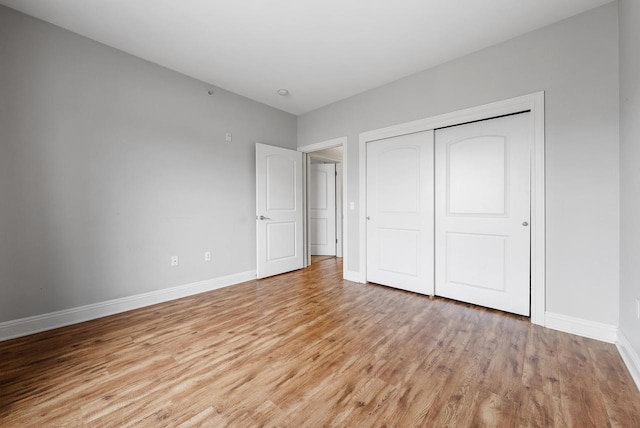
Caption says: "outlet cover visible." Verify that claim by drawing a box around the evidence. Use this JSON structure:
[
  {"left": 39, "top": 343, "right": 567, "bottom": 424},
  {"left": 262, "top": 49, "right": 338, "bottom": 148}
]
[
  {"left": 171, "top": 256, "right": 179, "bottom": 267},
  {"left": 205, "top": 251, "right": 212, "bottom": 262}
]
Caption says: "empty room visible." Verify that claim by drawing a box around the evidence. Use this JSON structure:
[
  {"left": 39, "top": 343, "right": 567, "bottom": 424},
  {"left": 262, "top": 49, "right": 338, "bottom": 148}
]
[{"left": 1, "top": 0, "right": 639, "bottom": 426}]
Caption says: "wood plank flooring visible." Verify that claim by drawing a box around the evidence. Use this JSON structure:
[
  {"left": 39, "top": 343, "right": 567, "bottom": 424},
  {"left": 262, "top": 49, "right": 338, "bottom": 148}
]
[
  {"left": 311, "top": 255, "right": 335, "bottom": 264},
  {"left": 1, "top": 257, "right": 639, "bottom": 427}
]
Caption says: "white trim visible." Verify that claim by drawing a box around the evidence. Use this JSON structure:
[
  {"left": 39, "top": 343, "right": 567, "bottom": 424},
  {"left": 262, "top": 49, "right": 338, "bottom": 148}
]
[
  {"left": 617, "top": 329, "right": 640, "bottom": 391},
  {"left": 544, "top": 311, "right": 617, "bottom": 343},
  {"left": 298, "top": 137, "right": 347, "bottom": 153},
  {"left": 358, "top": 92, "right": 546, "bottom": 322},
  {"left": 336, "top": 163, "right": 343, "bottom": 258},
  {"left": 299, "top": 136, "right": 349, "bottom": 279},
  {"left": 0, "top": 270, "right": 256, "bottom": 342},
  {"left": 344, "top": 270, "right": 361, "bottom": 283},
  {"left": 529, "top": 93, "right": 546, "bottom": 327},
  {"left": 303, "top": 152, "right": 310, "bottom": 266}
]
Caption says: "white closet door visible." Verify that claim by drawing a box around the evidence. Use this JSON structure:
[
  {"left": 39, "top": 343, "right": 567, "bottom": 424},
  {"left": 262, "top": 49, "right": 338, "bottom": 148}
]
[
  {"left": 310, "top": 163, "right": 336, "bottom": 256},
  {"left": 366, "top": 131, "right": 434, "bottom": 295},
  {"left": 435, "top": 113, "right": 531, "bottom": 315}
]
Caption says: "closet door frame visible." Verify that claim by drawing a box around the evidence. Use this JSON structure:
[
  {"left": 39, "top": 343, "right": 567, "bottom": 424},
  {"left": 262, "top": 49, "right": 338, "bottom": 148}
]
[{"left": 358, "top": 92, "right": 545, "bottom": 326}]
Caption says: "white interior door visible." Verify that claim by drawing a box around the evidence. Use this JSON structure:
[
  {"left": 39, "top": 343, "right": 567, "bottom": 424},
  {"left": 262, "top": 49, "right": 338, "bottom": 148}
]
[
  {"left": 256, "top": 143, "right": 304, "bottom": 279},
  {"left": 435, "top": 113, "right": 531, "bottom": 315},
  {"left": 366, "top": 131, "right": 434, "bottom": 295},
  {"left": 310, "top": 163, "right": 336, "bottom": 256}
]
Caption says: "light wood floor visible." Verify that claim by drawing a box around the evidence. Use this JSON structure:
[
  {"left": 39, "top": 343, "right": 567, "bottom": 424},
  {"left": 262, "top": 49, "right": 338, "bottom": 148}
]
[
  {"left": 311, "top": 255, "right": 335, "bottom": 264},
  {"left": 1, "top": 258, "right": 639, "bottom": 427}
]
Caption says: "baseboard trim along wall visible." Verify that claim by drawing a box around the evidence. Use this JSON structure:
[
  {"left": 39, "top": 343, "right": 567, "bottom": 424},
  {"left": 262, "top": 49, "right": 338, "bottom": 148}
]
[
  {"left": 543, "top": 312, "right": 640, "bottom": 390},
  {"left": 0, "top": 270, "right": 257, "bottom": 342},
  {"left": 617, "top": 329, "right": 640, "bottom": 392},
  {"left": 544, "top": 311, "right": 618, "bottom": 343}
]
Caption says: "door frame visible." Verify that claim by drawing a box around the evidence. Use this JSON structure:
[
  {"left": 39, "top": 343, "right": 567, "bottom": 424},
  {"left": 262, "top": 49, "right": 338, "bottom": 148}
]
[
  {"left": 358, "top": 92, "right": 545, "bottom": 325},
  {"left": 298, "top": 136, "right": 348, "bottom": 274}
]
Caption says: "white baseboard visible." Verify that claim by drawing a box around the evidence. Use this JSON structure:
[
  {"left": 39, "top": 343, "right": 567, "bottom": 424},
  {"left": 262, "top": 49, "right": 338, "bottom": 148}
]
[
  {"left": 544, "top": 311, "right": 617, "bottom": 343},
  {"left": 617, "top": 329, "right": 640, "bottom": 392},
  {"left": 343, "top": 270, "right": 362, "bottom": 283},
  {"left": 0, "top": 270, "right": 256, "bottom": 342}
]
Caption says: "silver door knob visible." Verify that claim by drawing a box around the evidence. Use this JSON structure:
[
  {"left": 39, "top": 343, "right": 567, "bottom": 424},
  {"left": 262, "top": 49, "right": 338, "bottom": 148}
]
[
  {"left": 522, "top": 221, "right": 529, "bottom": 226},
  {"left": 258, "top": 215, "right": 271, "bottom": 220}
]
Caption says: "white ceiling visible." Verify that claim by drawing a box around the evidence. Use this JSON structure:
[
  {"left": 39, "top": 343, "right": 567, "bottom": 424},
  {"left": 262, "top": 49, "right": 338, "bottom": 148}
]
[{"left": 1, "top": 0, "right": 612, "bottom": 115}]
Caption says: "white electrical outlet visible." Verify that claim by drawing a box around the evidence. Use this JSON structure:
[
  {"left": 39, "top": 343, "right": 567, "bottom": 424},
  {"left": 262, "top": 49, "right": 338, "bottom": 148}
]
[
  {"left": 204, "top": 251, "right": 212, "bottom": 262},
  {"left": 171, "top": 256, "right": 179, "bottom": 267},
  {"left": 225, "top": 132, "right": 232, "bottom": 142},
  {"left": 636, "top": 298, "right": 640, "bottom": 319}
]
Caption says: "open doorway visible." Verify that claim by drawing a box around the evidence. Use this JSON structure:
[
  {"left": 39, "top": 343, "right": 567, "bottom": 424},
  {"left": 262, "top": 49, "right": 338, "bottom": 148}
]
[
  {"left": 309, "top": 151, "right": 342, "bottom": 265},
  {"left": 298, "top": 138, "right": 347, "bottom": 272}
]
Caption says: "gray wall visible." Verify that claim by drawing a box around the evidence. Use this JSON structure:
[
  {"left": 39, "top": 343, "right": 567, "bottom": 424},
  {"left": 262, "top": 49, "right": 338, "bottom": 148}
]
[
  {"left": 298, "top": 3, "right": 620, "bottom": 326},
  {"left": 619, "top": 0, "right": 640, "bottom": 354},
  {"left": 0, "top": 6, "right": 297, "bottom": 322}
]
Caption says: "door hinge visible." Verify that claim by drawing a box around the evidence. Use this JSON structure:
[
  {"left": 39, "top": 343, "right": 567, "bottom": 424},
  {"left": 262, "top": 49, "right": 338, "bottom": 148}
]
[{"left": 336, "top": 238, "right": 338, "bottom": 243}]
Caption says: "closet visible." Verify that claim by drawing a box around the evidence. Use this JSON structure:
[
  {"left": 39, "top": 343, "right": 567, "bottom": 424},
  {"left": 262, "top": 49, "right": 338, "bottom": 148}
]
[{"left": 366, "top": 112, "right": 531, "bottom": 316}]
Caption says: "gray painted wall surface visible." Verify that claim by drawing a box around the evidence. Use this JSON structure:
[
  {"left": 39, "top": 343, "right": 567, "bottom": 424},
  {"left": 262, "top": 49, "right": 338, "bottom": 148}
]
[
  {"left": 0, "top": 6, "right": 297, "bottom": 322},
  {"left": 619, "top": 0, "right": 640, "bottom": 355},
  {"left": 298, "top": 4, "right": 620, "bottom": 325}
]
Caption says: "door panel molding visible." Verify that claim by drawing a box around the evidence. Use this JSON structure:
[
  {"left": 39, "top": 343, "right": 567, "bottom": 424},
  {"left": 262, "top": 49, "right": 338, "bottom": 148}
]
[{"left": 358, "top": 92, "right": 545, "bottom": 325}]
